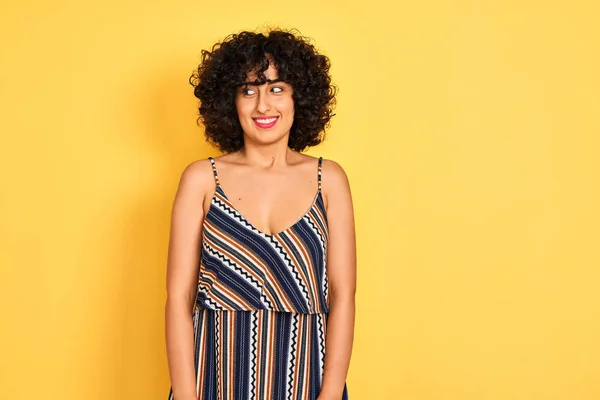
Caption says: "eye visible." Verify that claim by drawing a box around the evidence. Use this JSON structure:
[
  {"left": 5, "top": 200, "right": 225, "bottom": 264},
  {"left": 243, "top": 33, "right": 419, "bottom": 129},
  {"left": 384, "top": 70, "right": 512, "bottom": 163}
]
[
  {"left": 242, "top": 88, "right": 256, "bottom": 95},
  {"left": 271, "top": 86, "right": 283, "bottom": 93}
]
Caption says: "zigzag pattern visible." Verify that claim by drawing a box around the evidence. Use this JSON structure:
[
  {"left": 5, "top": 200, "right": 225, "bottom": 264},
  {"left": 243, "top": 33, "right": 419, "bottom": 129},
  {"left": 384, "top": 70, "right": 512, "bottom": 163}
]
[
  {"left": 249, "top": 312, "right": 258, "bottom": 399},
  {"left": 197, "top": 278, "right": 222, "bottom": 310},
  {"left": 303, "top": 211, "right": 330, "bottom": 309},
  {"left": 203, "top": 239, "right": 263, "bottom": 292},
  {"left": 215, "top": 311, "right": 221, "bottom": 397},
  {"left": 317, "top": 313, "right": 327, "bottom": 384},
  {"left": 304, "top": 211, "right": 326, "bottom": 247},
  {"left": 267, "top": 234, "right": 312, "bottom": 311},
  {"left": 212, "top": 195, "right": 264, "bottom": 236},
  {"left": 286, "top": 313, "right": 300, "bottom": 399},
  {"left": 167, "top": 156, "right": 350, "bottom": 400},
  {"left": 197, "top": 178, "right": 329, "bottom": 314}
]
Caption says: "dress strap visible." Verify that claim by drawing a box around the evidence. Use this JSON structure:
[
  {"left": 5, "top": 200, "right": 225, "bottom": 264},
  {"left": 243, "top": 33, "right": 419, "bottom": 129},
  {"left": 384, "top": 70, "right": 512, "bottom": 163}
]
[
  {"left": 317, "top": 156, "right": 323, "bottom": 191},
  {"left": 208, "top": 156, "right": 220, "bottom": 186}
]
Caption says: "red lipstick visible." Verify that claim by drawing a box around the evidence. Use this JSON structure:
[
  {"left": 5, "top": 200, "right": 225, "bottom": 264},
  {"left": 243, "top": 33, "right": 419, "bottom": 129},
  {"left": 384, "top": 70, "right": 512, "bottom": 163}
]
[{"left": 252, "top": 116, "right": 279, "bottom": 129}]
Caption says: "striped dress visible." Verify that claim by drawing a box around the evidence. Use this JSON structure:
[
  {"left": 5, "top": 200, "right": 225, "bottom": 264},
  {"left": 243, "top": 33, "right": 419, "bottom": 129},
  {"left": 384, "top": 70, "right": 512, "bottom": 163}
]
[{"left": 168, "top": 156, "right": 349, "bottom": 400}]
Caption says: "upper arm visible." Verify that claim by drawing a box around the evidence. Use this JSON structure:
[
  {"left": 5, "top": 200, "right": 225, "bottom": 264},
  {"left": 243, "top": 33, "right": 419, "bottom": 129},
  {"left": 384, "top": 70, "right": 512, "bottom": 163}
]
[
  {"left": 322, "top": 159, "right": 357, "bottom": 298},
  {"left": 166, "top": 159, "right": 214, "bottom": 306}
]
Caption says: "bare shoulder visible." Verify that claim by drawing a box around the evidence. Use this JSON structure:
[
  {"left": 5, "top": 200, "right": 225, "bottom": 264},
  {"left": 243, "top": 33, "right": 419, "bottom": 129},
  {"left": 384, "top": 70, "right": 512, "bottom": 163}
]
[
  {"left": 320, "top": 158, "right": 352, "bottom": 210},
  {"left": 179, "top": 158, "right": 214, "bottom": 187},
  {"left": 173, "top": 158, "right": 216, "bottom": 208},
  {"left": 321, "top": 158, "right": 351, "bottom": 190}
]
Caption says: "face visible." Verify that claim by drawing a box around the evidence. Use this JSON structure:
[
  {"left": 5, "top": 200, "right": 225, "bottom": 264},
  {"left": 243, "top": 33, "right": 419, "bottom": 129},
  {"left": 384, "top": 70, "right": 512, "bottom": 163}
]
[{"left": 234, "top": 60, "right": 294, "bottom": 147}]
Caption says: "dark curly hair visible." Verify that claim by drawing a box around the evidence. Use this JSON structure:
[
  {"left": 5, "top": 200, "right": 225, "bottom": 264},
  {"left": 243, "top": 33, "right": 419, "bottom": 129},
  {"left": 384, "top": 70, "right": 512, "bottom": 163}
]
[{"left": 189, "top": 27, "right": 337, "bottom": 153}]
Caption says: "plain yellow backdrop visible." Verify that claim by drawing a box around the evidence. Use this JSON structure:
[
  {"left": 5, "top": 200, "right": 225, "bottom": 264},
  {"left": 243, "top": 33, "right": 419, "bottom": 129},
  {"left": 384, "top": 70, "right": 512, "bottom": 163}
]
[{"left": 1, "top": 0, "right": 599, "bottom": 399}]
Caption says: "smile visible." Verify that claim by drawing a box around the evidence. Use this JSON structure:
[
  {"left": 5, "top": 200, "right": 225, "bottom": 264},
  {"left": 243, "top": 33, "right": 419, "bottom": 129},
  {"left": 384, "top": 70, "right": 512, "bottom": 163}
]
[{"left": 252, "top": 116, "right": 279, "bottom": 129}]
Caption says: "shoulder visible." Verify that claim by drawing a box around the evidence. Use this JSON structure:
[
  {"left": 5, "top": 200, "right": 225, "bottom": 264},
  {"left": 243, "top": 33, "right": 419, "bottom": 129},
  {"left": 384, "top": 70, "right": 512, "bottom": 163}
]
[
  {"left": 173, "top": 158, "right": 217, "bottom": 206},
  {"left": 179, "top": 158, "right": 216, "bottom": 187},
  {"left": 320, "top": 158, "right": 352, "bottom": 209},
  {"left": 321, "top": 158, "right": 350, "bottom": 188}
]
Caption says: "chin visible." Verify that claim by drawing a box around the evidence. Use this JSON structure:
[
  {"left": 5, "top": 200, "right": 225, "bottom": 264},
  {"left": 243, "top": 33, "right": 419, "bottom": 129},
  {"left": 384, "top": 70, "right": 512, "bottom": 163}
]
[{"left": 249, "top": 131, "right": 289, "bottom": 144}]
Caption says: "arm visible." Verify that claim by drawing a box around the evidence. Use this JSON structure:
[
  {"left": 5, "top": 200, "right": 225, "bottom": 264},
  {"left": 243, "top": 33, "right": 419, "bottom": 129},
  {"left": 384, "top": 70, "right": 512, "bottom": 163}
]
[
  {"left": 165, "top": 160, "right": 212, "bottom": 400},
  {"left": 318, "top": 160, "right": 357, "bottom": 400}
]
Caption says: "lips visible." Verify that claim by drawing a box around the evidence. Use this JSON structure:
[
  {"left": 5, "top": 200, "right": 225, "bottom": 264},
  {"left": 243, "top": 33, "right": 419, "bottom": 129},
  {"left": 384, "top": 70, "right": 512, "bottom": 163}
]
[{"left": 252, "top": 116, "right": 279, "bottom": 129}]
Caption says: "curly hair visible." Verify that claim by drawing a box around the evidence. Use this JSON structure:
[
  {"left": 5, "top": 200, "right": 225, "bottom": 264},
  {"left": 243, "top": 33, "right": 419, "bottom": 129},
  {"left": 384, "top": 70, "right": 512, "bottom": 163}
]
[{"left": 189, "top": 28, "right": 337, "bottom": 153}]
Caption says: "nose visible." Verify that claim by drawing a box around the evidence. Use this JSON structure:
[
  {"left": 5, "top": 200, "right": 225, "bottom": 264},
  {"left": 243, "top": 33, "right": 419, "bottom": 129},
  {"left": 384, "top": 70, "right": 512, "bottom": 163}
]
[{"left": 256, "top": 89, "right": 271, "bottom": 113}]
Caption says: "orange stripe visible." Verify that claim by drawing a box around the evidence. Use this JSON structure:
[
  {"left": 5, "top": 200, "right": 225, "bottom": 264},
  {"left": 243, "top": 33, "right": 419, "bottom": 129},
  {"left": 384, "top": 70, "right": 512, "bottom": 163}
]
[
  {"left": 229, "top": 312, "right": 235, "bottom": 400},
  {"left": 207, "top": 202, "right": 296, "bottom": 311},
  {"left": 261, "top": 269, "right": 295, "bottom": 311},
  {"left": 291, "top": 314, "right": 303, "bottom": 397},
  {"left": 198, "top": 268, "right": 217, "bottom": 291},
  {"left": 255, "top": 310, "right": 263, "bottom": 398},
  {"left": 200, "top": 269, "right": 252, "bottom": 310},
  {"left": 266, "top": 311, "right": 275, "bottom": 397},
  {"left": 197, "top": 310, "right": 207, "bottom": 397},
  {"left": 310, "top": 205, "right": 329, "bottom": 241},
  {"left": 204, "top": 221, "right": 265, "bottom": 283},
  {"left": 303, "top": 316, "right": 312, "bottom": 400},
  {"left": 204, "top": 221, "right": 281, "bottom": 309},
  {"left": 275, "top": 234, "right": 313, "bottom": 308},
  {"left": 219, "top": 311, "right": 224, "bottom": 398},
  {"left": 205, "top": 211, "right": 296, "bottom": 312},
  {"left": 286, "top": 230, "right": 320, "bottom": 312},
  {"left": 212, "top": 278, "right": 254, "bottom": 309}
]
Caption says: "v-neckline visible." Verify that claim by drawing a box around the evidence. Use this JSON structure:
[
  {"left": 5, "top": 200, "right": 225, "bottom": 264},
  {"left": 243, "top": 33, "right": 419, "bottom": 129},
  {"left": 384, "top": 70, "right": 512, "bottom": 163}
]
[{"left": 213, "top": 184, "right": 322, "bottom": 237}]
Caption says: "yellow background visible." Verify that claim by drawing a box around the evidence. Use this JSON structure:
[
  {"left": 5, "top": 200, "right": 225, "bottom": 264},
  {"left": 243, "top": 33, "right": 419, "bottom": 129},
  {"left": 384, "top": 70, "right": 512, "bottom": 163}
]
[{"left": 1, "top": 0, "right": 599, "bottom": 399}]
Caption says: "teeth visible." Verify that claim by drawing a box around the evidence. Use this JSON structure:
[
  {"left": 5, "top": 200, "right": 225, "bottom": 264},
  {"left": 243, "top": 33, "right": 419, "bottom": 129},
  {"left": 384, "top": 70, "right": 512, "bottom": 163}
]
[{"left": 255, "top": 117, "right": 277, "bottom": 124}]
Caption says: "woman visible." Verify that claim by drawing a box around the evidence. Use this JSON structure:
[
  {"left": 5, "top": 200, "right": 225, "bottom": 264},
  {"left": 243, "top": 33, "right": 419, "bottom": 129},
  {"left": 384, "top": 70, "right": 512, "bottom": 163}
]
[{"left": 165, "top": 28, "right": 356, "bottom": 400}]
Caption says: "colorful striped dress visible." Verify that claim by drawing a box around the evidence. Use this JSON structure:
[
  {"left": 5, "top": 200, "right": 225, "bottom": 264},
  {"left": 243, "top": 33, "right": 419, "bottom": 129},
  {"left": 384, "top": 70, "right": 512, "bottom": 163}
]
[{"left": 168, "top": 156, "right": 349, "bottom": 400}]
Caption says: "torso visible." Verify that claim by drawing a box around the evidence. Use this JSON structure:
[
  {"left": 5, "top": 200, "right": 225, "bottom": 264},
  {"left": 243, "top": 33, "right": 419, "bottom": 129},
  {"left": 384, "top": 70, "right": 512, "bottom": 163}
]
[{"left": 201, "top": 152, "right": 327, "bottom": 236}]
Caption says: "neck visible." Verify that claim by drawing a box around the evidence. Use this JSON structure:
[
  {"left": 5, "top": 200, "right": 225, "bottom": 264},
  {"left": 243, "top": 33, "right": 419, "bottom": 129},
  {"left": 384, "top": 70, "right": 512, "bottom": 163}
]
[{"left": 238, "top": 141, "right": 295, "bottom": 168}]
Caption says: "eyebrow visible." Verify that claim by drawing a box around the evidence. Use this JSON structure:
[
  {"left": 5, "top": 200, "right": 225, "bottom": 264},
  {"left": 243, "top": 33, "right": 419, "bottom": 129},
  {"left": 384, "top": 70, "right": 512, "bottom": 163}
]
[{"left": 242, "top": 78, "right": 285, "bottom": 86}]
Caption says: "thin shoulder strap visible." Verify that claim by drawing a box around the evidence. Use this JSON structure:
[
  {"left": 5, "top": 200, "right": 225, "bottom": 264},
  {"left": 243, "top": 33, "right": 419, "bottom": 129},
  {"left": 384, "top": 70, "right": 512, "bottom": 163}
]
[
  {"left": 208, "top": 156, "right": 220, "bottom": 186},
  {"left": 317, "top": 156, "right": 323, "bottom": 191}
]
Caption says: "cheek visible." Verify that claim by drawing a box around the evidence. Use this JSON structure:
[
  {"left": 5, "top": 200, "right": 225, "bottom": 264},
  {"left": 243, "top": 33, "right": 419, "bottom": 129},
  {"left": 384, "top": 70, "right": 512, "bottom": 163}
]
[
  {"left": 277, "top": 96, "right": 295, "bottom": 113},
  {"left": 235, "top": 101, "right": 253, "bottom": 118}
]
